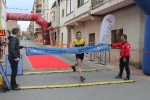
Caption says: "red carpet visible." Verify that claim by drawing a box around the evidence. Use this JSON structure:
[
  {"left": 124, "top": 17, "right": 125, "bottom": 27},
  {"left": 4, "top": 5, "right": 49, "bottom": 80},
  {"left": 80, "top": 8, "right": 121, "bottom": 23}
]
[{"left": 27, "top": 55, "right": 71, "bottom": 70}]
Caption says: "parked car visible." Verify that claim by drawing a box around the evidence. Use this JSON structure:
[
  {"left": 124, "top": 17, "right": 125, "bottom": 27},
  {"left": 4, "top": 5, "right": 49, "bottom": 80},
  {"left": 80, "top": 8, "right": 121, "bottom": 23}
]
[{"left": 26, "top": 38, "right": 31, "bottom": 40}]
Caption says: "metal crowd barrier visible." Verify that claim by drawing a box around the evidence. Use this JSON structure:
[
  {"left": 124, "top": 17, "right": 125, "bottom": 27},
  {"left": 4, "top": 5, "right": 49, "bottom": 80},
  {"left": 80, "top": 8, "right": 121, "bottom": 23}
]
[{"left": 88, "top": 42, "right": 110, "bottom": 65}]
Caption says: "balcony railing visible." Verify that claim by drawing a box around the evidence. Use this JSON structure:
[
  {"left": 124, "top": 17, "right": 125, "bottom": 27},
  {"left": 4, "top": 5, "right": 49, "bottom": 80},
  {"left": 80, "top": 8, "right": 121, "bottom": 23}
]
[
  {"left": 91, "top": 0, "right": 105, "bottom": 9},
  {"left": 36, "top": 10, "right": 42, "bottom": 13},
  {"left": 36, "top": 28, "right": 41, "bottom": 31}
]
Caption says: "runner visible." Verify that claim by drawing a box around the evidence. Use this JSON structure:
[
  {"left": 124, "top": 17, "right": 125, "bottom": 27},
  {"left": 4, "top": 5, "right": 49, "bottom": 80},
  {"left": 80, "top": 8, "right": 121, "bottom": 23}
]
[{"left": 71, "top": 31, "right": 86, "bottom": 82}]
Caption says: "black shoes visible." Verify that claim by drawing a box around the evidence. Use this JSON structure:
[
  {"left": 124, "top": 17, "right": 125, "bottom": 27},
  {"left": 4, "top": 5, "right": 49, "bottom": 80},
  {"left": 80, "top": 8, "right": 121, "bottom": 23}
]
[
  {"left": 80, "top": 76, "right": 85, "bottom": 82},
  {"left": 11, "top": 84, "right": 20, "bottom": 90},
  {"left": 123, "top": 76, "right": 130, "bottom": 80},
  {"left": 71, "top": 66, "right": 76, "bottom": 72},
  {"left": 15, "top": 84, "right": 20, "bottom": 87},
  {"left": 0, "top": 87, "right": 9, "bottom": 93},
  {"left": 115, "top": 75, "right": 130, "bottom": 80},
  {"left": 115, "top": 75, "right": 122, "bottom": 79},
  {"left": 11, "top": 86, "right": 20, "bottom": 90}
]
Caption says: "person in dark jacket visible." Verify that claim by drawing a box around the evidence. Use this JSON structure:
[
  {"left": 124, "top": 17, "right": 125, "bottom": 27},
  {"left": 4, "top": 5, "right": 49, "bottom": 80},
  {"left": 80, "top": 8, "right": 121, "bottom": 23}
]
[
  {"left": 110, "top": 34, "right": 131, "bottom": 80},
  {"left": 8, "top": 28, "right": 26, "bottom": 90}
]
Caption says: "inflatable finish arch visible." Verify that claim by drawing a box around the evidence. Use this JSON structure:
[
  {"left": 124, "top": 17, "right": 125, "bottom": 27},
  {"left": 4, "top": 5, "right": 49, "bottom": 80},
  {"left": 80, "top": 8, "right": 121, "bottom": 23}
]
[
  {"left": 134, "top": 0, "right": 150, "bottom": 75},
  {"left": 6, "top": 12, "right": 50, "bottom": 44}
]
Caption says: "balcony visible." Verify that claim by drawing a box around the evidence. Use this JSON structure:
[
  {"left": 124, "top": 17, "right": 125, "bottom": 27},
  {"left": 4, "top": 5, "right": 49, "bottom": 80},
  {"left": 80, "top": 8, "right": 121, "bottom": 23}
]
[
  {"left": 36, "top": 28, "right": 41, "bottom": 32},
  {"left": 90, "top": 0, "right": 135, "bottom": 15},
  {"left": 36, "top": 10, "right": 42, "bottom": 13},
  {"left": 91, "top": 0, "right": 105, "bottom": 10}
]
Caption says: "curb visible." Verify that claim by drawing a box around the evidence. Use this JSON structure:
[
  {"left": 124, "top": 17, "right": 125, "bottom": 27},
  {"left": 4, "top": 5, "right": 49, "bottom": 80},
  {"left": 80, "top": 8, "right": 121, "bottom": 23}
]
[
  {"left": 23, "top": 68, "right": 98, "bottom": 75},
  {"left": 19, "top": 80, "right": 135, "bottom": 90}
]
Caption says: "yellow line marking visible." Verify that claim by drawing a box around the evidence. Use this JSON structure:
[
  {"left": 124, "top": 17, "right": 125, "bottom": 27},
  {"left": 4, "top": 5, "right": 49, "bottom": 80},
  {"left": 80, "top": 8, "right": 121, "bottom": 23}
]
[
  {"left": 19, "top": 80, "right": 135, "bottom": 90},
  {"left": 23, "top": 69, "right": 98, "bottom": 75}
]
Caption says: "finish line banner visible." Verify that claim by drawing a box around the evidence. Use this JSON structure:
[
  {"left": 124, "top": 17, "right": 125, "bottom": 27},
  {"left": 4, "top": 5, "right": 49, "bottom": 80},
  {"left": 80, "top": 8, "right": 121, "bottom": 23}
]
[{"left": 26, "top": 44, "right": 109, "bottom": 56}]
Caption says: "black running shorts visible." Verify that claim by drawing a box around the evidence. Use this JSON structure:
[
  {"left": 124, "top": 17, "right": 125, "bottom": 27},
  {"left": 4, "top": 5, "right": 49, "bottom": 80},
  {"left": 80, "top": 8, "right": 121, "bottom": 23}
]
[{"left": 75, "top": 53, "right": 84, "bottom": 60}]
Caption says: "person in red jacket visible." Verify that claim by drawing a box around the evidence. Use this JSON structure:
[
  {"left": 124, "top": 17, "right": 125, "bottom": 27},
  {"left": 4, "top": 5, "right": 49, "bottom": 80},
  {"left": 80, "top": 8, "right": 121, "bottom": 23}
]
[{"left": 110, "top": 34, "right": 130, "bottom": 80}]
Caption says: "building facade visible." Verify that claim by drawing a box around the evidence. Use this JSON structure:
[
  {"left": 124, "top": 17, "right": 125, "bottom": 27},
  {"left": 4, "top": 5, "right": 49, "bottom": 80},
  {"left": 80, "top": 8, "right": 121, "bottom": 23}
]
[
  {"left": 6, "top": 21, "right": 22, "bottom": 35},
  {"left": 58, "top": 0, "right": 145, "bottom": 68},
  {"left": 42, "top": 0, "right": 50, "bottom": 22},
  {"left": 32, "top": 0, "right": 51, "bottom": 43},
  {"left": 32, "top": 0, "right": 42, "bottom": 41},
  {"left": 49, "top": 0, "right": 60, "bottom": 46},
  {"left": 6, "top": 21, "right": 18, "bottom": 31},
  {"left": 28, "top": 21, "right": 34, "bottom": 40}
]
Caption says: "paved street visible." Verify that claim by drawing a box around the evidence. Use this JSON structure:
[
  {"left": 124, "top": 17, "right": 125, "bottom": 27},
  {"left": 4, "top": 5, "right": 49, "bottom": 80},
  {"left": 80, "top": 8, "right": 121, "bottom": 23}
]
[{"left": 0, "top": 40, "right": 150, "bottom": 100}]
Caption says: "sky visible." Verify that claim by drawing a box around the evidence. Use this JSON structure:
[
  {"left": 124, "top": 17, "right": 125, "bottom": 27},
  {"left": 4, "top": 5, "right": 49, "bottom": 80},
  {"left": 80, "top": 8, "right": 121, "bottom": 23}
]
[{"left": 6, "top": 0, "right": 55, "bottom": 31}]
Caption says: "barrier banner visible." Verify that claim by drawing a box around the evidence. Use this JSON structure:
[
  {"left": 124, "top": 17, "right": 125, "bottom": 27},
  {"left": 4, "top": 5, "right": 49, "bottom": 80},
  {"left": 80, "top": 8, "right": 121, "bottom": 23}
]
[
  {"left": 26, "top": 44, "right": 109, "bottom": 56},
  {"left": 6, "top": 55, "right": 23, "bottom": 75}
]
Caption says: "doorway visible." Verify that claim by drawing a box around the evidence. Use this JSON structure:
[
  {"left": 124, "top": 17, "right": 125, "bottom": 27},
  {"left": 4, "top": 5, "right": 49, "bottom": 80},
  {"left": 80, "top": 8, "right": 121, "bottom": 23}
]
[{"left": 68, "top": 29, "right": 72, "bottom": 43}]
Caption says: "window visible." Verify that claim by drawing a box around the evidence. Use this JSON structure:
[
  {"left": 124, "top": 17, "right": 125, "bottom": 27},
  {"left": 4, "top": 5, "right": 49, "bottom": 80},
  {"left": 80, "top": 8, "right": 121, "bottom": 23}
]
[
  {"left": 62, "top": 9, "right": 64, "bottom": 17},
  {"left": 62, "top": 33, "right": 63, "bottom": 42},
  {"left": 78, "top": 0, "right": 88, "bottom": 7},
  {"left": 111, "top": 29, "right": 123, "bottom": 48},
  {"left": 67, "top": 0, "right": 74, "bottom": 14}
]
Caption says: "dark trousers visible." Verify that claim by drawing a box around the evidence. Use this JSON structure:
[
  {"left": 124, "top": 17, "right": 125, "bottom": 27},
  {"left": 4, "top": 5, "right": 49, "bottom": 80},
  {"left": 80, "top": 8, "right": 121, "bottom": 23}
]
[
  {"left": 9, "top": 60, "right": 18, "bottom": 87},
  {"left": 119, "top": 57, "right": 130, "bottom": 78}
]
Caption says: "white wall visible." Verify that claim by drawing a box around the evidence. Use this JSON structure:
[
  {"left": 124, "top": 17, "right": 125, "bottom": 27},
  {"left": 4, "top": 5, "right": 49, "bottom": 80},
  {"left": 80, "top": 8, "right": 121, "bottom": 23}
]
[
  {"left": 73, "top": 20, "right": 101, "bottom": 43},
  {"left": 48, "top": 0, "right": 56, "bottom": 22},
  {"left": 65, "top": 0, "right": 91, "bottom": 22},
  {"left": 59, "top": 26, "right": 68, "bottom": 45},
  {"left": 60, "top": 0, "right": 67, "bottom": 27},
  {"left": 58, "top": 0, "right": 145, "bottom": 68},
  {"left": 59, "top": 0, "right": 68, "bottom": 45},
  {"left": 60, "top": 0, "right": 92, "bottom": 44},
  {"left": 106, "top": 6, "right": 145, "bottom": 68},
  {"left": 71, "top": 5, "right": 145, "bottom": 68},
  {"left": 43, "top": 0, "right": 53, "bottom": 21},
  {"left": 51, "top": 6, "right": 60, "bottom": 28}
]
